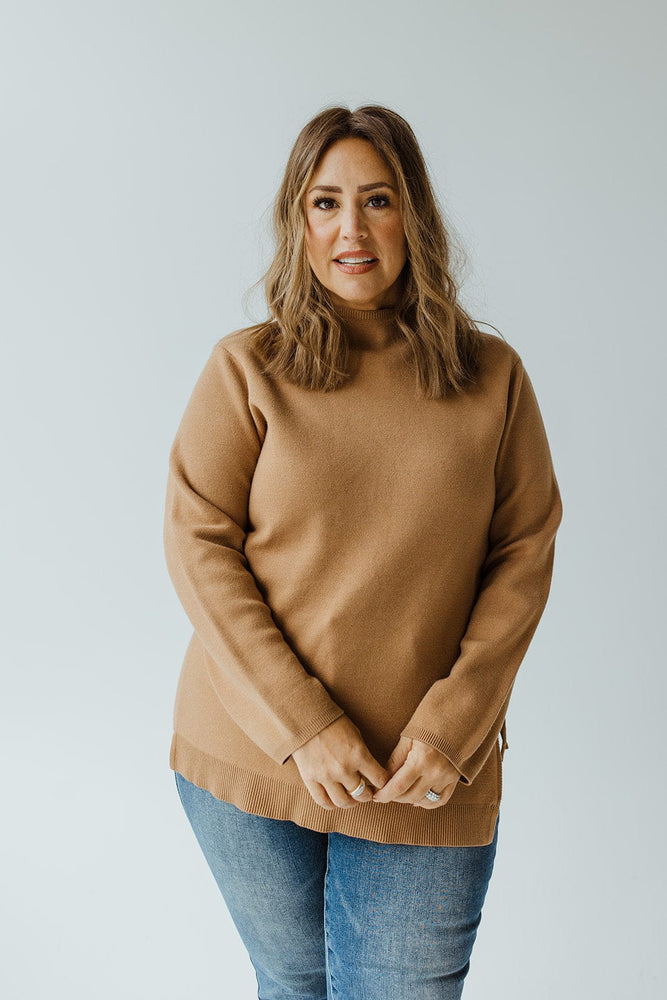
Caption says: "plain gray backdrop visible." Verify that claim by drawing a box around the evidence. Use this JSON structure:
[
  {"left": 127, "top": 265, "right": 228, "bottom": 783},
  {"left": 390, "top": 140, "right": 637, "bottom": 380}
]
[{"left": 2, "top": 1, "right": 665, "bottom": 997}]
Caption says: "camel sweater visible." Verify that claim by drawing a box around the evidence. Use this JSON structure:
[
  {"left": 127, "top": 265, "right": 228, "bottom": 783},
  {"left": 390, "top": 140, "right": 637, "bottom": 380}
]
[{"left": 164, "top": 303, "right": 563, "bottom": 846}]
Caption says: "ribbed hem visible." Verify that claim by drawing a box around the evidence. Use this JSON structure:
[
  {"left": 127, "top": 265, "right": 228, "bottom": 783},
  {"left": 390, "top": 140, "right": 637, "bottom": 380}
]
[{"left": 170, "top": 732, "right": 500, "bottom": 847}]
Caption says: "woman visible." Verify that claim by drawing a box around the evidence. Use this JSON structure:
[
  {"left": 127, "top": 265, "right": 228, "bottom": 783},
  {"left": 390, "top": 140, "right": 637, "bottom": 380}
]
[{"left": 164, "top": 104, "right": 562, "bottom": 999}]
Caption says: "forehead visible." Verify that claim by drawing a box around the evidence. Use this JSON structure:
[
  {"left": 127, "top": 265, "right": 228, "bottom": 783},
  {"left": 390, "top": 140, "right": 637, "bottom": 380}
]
[{"left": 310, "top": 137, "right": 395, "bottom": 183}]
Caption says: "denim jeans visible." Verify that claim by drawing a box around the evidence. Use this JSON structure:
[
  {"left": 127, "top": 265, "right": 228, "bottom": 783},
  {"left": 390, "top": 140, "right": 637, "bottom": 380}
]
[{"left": 174, "top": 771, "right": 499, "bottom": 1000}]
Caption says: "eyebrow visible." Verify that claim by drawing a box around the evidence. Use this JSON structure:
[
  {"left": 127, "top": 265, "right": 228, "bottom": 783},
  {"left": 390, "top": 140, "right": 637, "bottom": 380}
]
[{"left": 308, "top": 182, "right": 397, "bottom": 194}]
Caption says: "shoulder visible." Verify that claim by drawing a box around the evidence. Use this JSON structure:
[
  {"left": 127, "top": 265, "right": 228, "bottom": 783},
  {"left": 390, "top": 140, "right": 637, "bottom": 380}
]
[
  {"left": 208, "top": 323, "right": 277, "bottom": 380},
  {"left": 217, "top": 322, "right": 274, "bottom": 358},
  {"left": 474, "top": 329, "right": 522, "bottom": 373},
  {"left": 462, "top": 329, "right": 523, "bottom": 403},
  {"left": 207, "top": 325, "right": 525, "bottom": 397}
]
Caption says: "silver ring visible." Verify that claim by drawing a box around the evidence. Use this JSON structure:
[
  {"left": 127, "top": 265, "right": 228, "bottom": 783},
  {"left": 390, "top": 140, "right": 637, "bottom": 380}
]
[
  {"left": 425, "top": 788, "right": 441, "bottom": 802},
  {"left": 349, "top": 778, "right": 366, "bottom": 798}
]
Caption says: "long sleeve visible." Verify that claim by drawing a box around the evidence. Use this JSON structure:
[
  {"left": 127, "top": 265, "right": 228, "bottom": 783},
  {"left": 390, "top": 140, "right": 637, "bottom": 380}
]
[
  {"left": 400, "top": 358, "right": 563, "bottom": 785},
  {"left": 163, "top": 342, "right": 345, "bottom": 765}
]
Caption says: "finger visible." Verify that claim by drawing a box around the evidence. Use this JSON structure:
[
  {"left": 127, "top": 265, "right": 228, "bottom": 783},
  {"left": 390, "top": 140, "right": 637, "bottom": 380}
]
[
  {"left": 343, "top": 774, "right": 374, "bottom": 804},
  {"left": 371, "top": 752, "right": 423, "bottom": 801},
  {"left": 383, "top": 779, "right": 424, "bottom": 804},
  {"left": 372, "top": 766, "right": 421, "bottom": 803},
  {"left": 385, "top": 749, "right": 410, "bottom": 779},
  {"left": 304, "top": 780, "right": 336, "bottom": 811},
  {"left": 411, "top": 778, "right": 458, "bottom": 809},
  {"left": 324, "top": 781, "right": 361, "bottom": 809},
  {"left": 358, "top": 753, "right": 391, "bottom": 791}
]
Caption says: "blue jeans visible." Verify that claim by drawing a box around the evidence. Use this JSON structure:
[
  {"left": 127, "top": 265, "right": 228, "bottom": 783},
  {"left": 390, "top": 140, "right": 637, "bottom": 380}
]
[{"left": 174, "top": 771, "right": 499, "bottom": 1000}]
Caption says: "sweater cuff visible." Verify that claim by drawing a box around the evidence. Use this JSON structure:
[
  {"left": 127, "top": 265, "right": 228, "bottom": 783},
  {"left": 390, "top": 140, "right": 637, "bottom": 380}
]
[
  {"left": 399, "top": 725, "right": 473, "bottom": 785},
  {"left": 275, "top": 706, "right": 347, "bottom": 765}
]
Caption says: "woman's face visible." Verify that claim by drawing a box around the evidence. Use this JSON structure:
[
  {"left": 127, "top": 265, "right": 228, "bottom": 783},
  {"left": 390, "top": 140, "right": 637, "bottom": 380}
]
[{"left": 303, "top": 137, "right": 408, "bottom": 311}]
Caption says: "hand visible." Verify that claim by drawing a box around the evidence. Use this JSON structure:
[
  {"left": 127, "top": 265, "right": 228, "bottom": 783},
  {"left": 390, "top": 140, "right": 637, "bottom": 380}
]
[
  {"left": 291, "top": 716, "right": 391, "bottom": 810},
  {"left": 371, "top": 736, "right": 461, "bottom": 809}
]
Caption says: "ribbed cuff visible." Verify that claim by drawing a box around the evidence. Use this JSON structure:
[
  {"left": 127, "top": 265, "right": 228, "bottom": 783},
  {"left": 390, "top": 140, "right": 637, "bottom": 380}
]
[
  {"left": 273, "top": 705, "right": 346, "bottom": 765},
  {"left": 399, "top": 725, "right": 473, "bottom": 785}
]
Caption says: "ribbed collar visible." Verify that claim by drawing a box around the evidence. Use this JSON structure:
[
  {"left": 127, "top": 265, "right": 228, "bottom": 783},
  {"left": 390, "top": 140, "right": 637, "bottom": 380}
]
[
  {"left": 333, "top": 303, "right": 398, "bottom": 322},
  {"left": 331, "top": 302, "right": 402, "bottom": 352}
]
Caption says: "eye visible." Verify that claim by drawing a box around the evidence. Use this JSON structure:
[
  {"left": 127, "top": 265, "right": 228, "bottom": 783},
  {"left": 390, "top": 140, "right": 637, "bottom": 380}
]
[
  {"left": 310, "top": 194, "right": 392, "bottom": 211},
  {"left": 312, "top": 196, "right": 336, "bottom": 210}
]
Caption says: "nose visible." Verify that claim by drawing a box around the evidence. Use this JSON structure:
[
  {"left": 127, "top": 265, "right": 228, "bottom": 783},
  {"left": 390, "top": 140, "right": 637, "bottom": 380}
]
[{"left": 340, "top": 203, "right": 367, "bottom": 241}]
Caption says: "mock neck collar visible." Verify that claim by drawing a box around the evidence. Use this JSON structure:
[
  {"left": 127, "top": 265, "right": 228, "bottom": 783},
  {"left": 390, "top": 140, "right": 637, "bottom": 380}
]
[
  {"left": 332, "top": 303, "right": 398, "bottom": 322},
  {"left": 330, "top": 301, "right": 402, "bottom": 352}
]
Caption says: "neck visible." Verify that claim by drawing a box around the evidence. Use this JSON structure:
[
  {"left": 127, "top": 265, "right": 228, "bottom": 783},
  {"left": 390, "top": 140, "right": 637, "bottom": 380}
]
[{"left": 331, "top": 302, "right": 401, "bottom": 351}]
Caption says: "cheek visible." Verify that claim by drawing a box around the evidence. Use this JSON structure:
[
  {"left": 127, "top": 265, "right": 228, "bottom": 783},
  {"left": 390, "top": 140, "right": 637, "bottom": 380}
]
[
  {"left": 386, "top": 223, "right": 407, "bottom": 262},
  {"left": 305, "top": 219, "right": 330, "bottom": 255},
  {"left": 380, "top": 216, "right": 406, "bottom": 247}
]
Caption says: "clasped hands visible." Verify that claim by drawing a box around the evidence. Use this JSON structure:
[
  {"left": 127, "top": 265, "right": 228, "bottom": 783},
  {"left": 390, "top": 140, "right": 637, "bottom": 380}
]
[{"left": 290, "top": 715, "right": 461, "bottom": 811}]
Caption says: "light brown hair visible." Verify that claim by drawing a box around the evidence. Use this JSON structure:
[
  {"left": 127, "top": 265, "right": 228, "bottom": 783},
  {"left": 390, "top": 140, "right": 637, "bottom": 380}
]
[{"left": 247, "top": 104, "right": 496, "bottom": 397}]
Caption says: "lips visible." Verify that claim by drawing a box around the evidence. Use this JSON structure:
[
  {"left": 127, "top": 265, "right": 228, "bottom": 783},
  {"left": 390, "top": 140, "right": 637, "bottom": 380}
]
[
  {"left": 333, "top": 252, "right": 378, "bottom": 263},
  {"left": 333, "top": 258, "right": 380, "bottom": 275}
]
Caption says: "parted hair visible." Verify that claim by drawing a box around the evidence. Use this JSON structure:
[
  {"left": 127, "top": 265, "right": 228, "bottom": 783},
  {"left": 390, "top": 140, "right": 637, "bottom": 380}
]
[{"left": 247, "top": 104, "right": 491, "bottom": 397}]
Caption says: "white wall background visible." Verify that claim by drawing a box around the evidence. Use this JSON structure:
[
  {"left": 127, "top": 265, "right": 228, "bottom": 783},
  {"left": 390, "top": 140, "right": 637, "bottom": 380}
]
[{"left": 2, "top": 1, "right": 665, "bottom": 997}]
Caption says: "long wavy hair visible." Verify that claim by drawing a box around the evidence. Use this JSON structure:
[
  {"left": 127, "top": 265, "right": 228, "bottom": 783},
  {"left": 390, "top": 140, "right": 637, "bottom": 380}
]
[{"left": 246, "top": 104, "right": 497, "bottom": 397}]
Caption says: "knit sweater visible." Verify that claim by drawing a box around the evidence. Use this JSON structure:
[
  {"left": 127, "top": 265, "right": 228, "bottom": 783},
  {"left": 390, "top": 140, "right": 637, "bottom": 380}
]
[{"left": 164, "top": 303, "right": 563, "bottom": 846}]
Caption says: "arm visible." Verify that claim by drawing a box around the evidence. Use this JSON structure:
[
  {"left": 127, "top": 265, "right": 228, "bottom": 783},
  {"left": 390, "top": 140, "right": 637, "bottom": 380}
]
[
  {"left": 163, "top": 342, "right": 345, "bottom": 765},
  {"left": 399, "top": 358, "right": 563, "bottom": 785}
]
